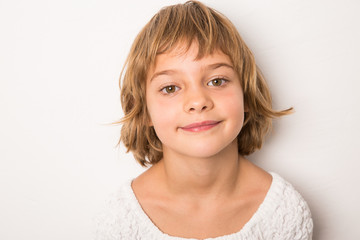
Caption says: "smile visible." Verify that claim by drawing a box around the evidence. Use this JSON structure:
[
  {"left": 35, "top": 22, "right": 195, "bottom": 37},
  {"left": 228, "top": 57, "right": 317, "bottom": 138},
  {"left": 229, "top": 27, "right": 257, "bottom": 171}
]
[{"left": 180, "top": 120, "right": 221, "bottom": 132}]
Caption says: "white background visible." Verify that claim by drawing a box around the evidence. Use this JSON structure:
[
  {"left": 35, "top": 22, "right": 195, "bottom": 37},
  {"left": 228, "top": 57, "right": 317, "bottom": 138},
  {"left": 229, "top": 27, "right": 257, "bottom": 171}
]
[{"left": 1, "top": 0, "right": 359, "bottom": 239}]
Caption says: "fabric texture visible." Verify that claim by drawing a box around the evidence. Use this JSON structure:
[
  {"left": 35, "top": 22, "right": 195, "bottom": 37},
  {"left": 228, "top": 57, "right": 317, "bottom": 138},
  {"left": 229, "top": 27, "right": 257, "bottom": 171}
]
[{"left": 95, "top": 172, "right": 313, "bottom": 240}]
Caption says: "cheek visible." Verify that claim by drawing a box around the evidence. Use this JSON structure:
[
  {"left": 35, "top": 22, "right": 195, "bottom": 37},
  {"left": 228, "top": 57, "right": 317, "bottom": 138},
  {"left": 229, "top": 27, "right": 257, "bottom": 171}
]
[
  {"left": 219, "top": 89, "right": 245, "bottom": 132},
  {"left": 147, "top": 99, "right": 180, "bottom": 144},
  {"left": 147, "top": 97, "right": 179, "bottom": 129},
  {"left": 222, "top": 89, "right": 244, "bottom": 113}
]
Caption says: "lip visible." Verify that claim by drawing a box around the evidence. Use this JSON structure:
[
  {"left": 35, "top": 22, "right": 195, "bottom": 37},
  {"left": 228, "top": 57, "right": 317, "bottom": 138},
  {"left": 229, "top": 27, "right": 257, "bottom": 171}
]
[{"left": 180, "top": 120, "right": 221, "bottom": 132}]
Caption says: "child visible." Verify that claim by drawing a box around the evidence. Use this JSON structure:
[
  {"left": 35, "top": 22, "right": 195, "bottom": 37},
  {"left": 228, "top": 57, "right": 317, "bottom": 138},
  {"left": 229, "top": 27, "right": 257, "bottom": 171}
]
[{"left": 96, "top": 1, "right": 313, "bottom": 239}]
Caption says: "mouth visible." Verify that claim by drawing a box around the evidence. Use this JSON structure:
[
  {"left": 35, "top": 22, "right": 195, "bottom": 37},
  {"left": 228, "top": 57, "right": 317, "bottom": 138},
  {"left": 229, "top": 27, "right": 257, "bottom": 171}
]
[{"left": 180, "top": 120, "right": 221, "bottom": 132}]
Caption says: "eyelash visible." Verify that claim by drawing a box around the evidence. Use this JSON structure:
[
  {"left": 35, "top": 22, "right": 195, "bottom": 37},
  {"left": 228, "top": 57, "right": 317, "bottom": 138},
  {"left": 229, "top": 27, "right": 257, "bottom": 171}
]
[
  {"left": 159, "top": 78, "right": 229, "bottom": 95},
  {"left": 160, "top": 85, "right": 180, "bottom": 94},
  {"left": 207, "top": 78, "right": 228, "bottom": 87}
]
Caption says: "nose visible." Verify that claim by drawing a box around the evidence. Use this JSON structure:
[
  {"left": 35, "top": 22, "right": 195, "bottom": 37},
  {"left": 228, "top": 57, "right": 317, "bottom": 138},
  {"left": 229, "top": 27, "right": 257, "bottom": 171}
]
[{"left": 183, "top": 87, "right": 214, "bottom": 113}]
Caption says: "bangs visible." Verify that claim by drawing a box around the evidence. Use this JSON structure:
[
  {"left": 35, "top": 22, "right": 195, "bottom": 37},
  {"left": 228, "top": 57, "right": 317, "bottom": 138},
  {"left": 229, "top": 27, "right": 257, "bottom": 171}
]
[{"left": 145, "top": 1, "right": 240, "bottom": 64}]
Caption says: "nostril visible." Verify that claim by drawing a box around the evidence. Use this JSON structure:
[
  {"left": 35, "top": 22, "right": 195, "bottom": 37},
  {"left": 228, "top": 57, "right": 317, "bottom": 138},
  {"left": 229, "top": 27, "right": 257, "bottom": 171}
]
[{"left": 188, "top": 105, "right": 208, "bottom": 112}]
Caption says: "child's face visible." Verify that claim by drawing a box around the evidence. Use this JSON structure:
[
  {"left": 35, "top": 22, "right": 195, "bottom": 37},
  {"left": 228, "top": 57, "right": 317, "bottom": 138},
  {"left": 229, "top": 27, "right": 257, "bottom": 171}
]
[{"left": 146, "top": 42, "right": 245, "bottom": 159}]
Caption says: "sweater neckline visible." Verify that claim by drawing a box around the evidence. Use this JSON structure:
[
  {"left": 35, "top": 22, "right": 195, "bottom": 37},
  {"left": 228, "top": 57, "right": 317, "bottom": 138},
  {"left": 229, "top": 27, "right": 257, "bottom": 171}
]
[{"left": 124, "top": 172, "right": 282, "bottom": 240}]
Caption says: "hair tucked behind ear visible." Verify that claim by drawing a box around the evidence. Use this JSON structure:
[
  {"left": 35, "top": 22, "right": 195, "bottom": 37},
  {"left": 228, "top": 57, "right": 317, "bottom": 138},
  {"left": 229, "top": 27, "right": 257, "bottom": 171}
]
[{"left": 116, "top": 0, "right": 292, "bottom": 167}]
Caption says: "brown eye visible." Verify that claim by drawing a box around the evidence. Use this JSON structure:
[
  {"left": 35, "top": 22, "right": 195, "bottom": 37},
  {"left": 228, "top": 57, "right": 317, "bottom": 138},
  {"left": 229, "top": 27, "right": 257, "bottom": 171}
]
[
  {"left": 161, "top": 85, "right": 179, "bottom": 94},
  {"left": 208, "top": 78, "right": 226, "bottom": 87}
]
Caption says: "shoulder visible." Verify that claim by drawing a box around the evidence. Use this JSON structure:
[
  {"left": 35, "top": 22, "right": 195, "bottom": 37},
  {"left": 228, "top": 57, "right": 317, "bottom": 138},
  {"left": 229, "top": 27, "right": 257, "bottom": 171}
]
[
  {"left": 94, "top": 181, "right": 137, "bottom": 240},
  {"left": 259, "top": 173, "right": 313, "bottom": 240}
]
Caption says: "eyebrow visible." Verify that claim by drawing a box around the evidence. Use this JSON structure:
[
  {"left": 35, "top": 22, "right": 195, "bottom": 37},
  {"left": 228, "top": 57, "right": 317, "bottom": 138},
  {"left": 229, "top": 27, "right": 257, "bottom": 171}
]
[
  {"left": 150, "top": 62, "right": 234, "bottom": 82},
  {"left": 150, "top": 70, "right": 177, "bottom": 82},
  {"left": 207, "top": 62, "right": 234, "bottom": 70}
]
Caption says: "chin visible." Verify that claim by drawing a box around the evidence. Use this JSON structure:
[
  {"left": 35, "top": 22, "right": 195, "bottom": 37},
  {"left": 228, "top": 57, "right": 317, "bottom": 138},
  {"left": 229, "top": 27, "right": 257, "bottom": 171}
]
[{"left": 183, "top": 142, "right": 234, "bottom": 159}]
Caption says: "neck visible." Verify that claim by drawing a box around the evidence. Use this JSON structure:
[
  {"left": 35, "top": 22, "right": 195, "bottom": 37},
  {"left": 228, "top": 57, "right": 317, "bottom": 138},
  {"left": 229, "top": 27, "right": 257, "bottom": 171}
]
[{"left": 157, "top": 140, "right": 243, "bottom": 199}]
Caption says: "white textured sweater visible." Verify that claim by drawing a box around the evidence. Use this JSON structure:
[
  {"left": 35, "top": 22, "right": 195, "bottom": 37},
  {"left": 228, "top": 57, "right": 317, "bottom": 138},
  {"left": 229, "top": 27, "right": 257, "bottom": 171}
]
[{"left": 95, "top": 172, "right": 313, "bottom": 240}]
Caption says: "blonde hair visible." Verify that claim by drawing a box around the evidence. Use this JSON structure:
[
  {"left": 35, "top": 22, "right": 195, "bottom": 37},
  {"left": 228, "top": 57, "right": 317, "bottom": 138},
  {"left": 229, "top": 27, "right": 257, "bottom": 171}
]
[{"left": 118, "top": 1, "right": 292, "bottom": 167}]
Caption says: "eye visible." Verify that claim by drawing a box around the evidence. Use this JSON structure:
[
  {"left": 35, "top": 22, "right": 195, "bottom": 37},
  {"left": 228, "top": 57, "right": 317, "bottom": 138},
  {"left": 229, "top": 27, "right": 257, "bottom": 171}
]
[
  {"left": 207, "top": 78, "right": 227, "bottom": 87},
  {"left": 160, "top": 85, "right": 180, "bottom": 94}
]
